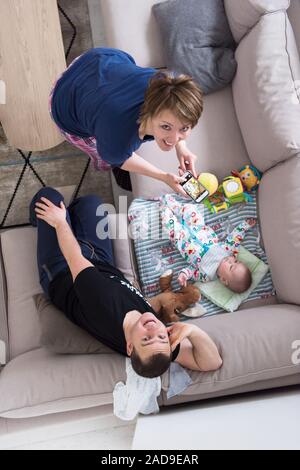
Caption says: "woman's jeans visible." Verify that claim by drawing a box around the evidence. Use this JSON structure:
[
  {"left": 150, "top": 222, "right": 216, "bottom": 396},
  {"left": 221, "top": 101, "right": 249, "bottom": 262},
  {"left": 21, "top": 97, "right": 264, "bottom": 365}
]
[{"left": 29, "top": 187, "right": 114, "bottom": 298}]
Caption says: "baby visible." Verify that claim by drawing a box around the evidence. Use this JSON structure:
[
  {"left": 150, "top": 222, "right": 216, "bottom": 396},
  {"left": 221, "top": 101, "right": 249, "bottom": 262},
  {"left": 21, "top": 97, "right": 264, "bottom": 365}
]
[{"left": 160, "top": 195, "right": 257, "bottom": 294}]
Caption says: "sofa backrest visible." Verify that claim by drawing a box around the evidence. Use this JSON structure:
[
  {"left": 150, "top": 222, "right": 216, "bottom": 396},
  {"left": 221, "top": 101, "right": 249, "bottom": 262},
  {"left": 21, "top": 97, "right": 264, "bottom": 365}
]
[
  {"left": 288, "top": 0, "right": 300, "bottom": 50},
  {"left": 232, "top": 9, "right": 300, "bottom": 173},
  {"left": 224, "top": 0, "right": 291, "bottom": 42}
]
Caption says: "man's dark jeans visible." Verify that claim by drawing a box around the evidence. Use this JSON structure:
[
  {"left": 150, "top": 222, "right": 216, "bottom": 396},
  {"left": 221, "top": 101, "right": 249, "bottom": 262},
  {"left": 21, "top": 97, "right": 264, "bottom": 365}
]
[{"left": 29, "top": 187, "right": 114, "bottom": 298}]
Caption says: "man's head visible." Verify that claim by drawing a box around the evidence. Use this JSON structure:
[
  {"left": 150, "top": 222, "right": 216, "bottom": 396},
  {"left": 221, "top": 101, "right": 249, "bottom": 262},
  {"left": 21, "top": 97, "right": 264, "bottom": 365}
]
[
  {"left": 217, "top": 256, "right": 252, "bottom": 294},
  {"left": 124, "top": 311, "right": 172, "bottom": 378}
]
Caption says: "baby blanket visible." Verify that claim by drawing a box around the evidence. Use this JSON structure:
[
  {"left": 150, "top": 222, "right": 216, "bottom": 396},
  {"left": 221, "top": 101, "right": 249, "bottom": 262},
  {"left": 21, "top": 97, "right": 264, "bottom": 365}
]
[{"left": 128, "top": 194, "right": 275, "bottom": 316}]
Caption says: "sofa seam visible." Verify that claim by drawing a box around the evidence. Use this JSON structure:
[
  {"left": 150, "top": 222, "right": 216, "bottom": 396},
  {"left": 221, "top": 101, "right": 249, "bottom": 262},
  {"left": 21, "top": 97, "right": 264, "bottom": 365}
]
[
  {"left": 284, "top": 11, "right": 300, "bottom": 103},
  {"left": 0, "top": 391, "right": 114, "bottom": 415},
  {"left": 189, "top": 364, "right": 299, "bottom": 388},
  {"left": 235, "top": 8, "right": 290, "bottom": 43}
]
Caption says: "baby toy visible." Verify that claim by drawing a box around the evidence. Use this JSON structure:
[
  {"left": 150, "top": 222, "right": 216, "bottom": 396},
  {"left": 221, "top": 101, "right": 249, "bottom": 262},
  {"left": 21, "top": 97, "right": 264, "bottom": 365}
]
[
  {"left": 231, "top": 165, "right": 262, "bottom": 192},
  {"left": 198, "top": 172, "right": 219, "bottom": 196},
  {"left": 204, "top": 164, "right": 262, "bottom": 214},
  {"left": 222, "top": 176, "right": 253, "bottom": 204},
  {"left": 204, "top": 177, "right": 252, "bottom": 214},
  {"left": 148, "top": 269, "right": 201, "bottom": 323}
]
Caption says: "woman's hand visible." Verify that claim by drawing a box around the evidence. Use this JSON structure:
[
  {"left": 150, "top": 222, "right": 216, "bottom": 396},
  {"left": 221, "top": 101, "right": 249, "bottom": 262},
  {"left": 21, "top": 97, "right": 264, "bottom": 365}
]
[
  {"left": 164, "top": 173, "right": 189, "bottom": 197},
  {"left": 167, "top": 322, "right": 196, "bottom": 352},
  {"left": 176, "top": 143, "right": 198, "bottom": 178},
  {"left": 35, "top": 197, "right": 66, "bottom": 229}
]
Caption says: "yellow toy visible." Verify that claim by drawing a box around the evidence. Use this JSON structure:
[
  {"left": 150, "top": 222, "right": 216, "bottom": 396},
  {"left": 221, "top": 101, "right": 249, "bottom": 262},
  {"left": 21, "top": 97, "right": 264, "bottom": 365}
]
[
  {"left": 198, "top": 173, "right": 219, "bottom": 196},
  {"left": 222, "top": 176, "right": 252, "bottom": 204},
  {"left": 222, "top": 176, "right": 244, "bottom": 199},
  {"left": 231, "top": 165, "right": 262, "bottom": 192}
]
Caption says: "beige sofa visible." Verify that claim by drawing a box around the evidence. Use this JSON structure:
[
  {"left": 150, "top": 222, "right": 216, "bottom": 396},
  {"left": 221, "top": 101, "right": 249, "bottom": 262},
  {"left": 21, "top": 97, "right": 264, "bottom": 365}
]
[{"left": 0, "top": 0, "right": 300, "bottom": 420}]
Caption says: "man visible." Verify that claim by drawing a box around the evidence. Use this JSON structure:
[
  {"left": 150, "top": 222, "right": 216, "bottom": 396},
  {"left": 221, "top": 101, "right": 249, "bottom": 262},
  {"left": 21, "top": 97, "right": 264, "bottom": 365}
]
[{"left": 30, "top": 187, "right": 222, "bottom": 378}]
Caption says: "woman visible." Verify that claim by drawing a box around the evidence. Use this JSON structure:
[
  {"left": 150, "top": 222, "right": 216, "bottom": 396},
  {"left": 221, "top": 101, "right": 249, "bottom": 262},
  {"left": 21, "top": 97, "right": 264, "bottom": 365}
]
[{"left": 49, "top": 47, "right": 203, "bottom": 193}]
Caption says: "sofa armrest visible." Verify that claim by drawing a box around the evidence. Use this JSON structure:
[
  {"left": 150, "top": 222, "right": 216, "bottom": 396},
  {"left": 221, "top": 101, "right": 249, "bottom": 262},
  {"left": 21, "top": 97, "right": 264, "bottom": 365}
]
[{"left": 0, "top": 235, "right": 8, "bottom": 364}]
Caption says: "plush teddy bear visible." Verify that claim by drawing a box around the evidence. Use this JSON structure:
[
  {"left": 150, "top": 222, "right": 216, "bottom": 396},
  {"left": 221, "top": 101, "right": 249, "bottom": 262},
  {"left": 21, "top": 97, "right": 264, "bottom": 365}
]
[{"left": 147, "top": 269, "right": 201, "bottom": 323}]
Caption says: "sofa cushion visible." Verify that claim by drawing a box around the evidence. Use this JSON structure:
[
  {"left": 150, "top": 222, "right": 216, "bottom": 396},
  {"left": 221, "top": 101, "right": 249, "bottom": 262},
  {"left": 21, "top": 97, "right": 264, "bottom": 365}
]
[
  {"left": 1, "top": 227, "right": 43, "bottom": 359},
  {"left": 224, "top": 0, "right": 290, "bottom": 42},
  {"left": 152, "top": 0, "right": 237, "bottom": 94},
  {"left": 100, "top": 0, "right": 166, "bottom": 68},
  {"left": 232, "top": 11, "right": 300, "bottom": 173},
  {"left": 34, "top": 293, "right": 116, "bottom": 355},
  {"left": 259, "top": 154, "right": 300, "bottom": 305},
  {"left": 1, "top": 304, "right": 299, "bottom": 418},
  {"left": 161, "top": 304, "right": 300, "bottom": 405},
  {"left": 0, "top": 348, "right": 126, "bottom": 418},
  {"left": 0, "top": 215, "right": 135, "bottom": 359}
]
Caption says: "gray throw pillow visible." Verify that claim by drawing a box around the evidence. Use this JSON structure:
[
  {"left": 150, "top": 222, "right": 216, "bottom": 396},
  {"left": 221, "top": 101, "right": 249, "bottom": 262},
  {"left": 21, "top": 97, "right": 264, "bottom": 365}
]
[
  {"left": 152, "top": 0, "right": 237, "bottom": 94},
  {"left": 34, "top": 293, "right": 116, "bottom": 355}
]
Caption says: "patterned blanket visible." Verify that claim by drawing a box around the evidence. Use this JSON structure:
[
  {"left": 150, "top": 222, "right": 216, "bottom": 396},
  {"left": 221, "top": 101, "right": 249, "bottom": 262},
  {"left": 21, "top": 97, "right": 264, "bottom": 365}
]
[{"left": 128, "top": 194, "right": 275, "bottom": 316}]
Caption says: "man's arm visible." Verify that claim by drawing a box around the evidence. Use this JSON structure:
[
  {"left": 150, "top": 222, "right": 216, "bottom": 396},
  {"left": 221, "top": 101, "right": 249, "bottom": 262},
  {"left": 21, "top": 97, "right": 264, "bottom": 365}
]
[
  {"left": 55, "top": 220, "right": 94, "bottom": 282},
  {"left": 167, "top": 323, "right": 222, "bottom": 372},
  {"left": 34, "top": 197, "right": 94, "bottom": 282}
]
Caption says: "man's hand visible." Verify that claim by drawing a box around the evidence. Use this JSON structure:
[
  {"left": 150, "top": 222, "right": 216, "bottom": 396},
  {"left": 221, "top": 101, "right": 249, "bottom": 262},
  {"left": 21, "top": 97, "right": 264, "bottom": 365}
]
[
  {"left": 35, "top": 197, "right": 66, "bottom": 229},
  {"left": 164, "top": 173, "right": 189, "bottom": 197},
  {"left": 178, "top": 272, "right": 188, "bottom": 287},
  {"left": 167, "top": 322, "right": 196, "bottom": 352},
  {"left": 246, "top": 217, "right": 257, "bottom": 228},
  {"left": 176, "top": 143, "right": 198, "bottom": 178}
]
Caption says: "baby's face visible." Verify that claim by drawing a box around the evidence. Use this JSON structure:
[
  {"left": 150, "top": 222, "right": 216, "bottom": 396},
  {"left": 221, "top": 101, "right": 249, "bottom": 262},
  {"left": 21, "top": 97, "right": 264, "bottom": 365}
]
[{"left": 218, "top": 256, "right": 246, "bottom": 284}]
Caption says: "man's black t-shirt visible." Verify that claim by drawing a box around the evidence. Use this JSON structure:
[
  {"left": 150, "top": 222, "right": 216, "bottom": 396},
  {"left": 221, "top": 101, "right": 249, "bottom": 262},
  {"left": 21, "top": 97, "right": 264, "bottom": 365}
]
[{"left": 48, "top": 262, "right": 180, "bottom": 359}]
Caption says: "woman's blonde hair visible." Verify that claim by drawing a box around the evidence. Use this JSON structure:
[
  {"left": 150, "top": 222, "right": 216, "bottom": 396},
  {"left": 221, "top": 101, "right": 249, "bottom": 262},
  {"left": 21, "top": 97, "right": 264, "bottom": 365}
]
[{"left": 138, "top": 70, "right": 203, "bottom": 134}]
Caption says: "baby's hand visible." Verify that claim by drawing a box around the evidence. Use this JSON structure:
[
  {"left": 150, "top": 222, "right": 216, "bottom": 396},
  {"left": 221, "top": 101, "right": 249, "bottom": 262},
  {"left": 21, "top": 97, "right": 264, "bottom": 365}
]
[
  {"left": 246, "top": 218, "right": 257, "bottom": 227},
  {"left": 178, "top": 272, "right": 188, "bottom": 287}
]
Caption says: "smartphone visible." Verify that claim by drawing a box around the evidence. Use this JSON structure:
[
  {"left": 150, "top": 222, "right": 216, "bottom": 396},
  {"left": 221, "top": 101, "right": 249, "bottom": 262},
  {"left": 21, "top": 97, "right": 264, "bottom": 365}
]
[{"left": 180, "top": 171, "right": 209, "bottom": 203}]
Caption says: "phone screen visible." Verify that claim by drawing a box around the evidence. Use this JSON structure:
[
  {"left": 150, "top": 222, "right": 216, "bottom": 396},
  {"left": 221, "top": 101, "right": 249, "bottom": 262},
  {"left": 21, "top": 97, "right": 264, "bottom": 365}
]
[{"left": 182, "top": 176, "right": 207, "bottom": 201}]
